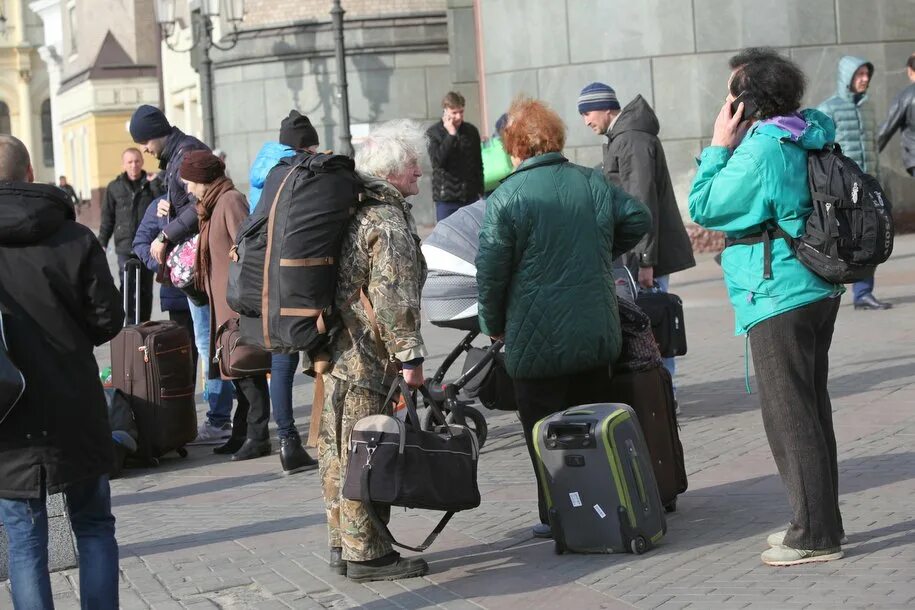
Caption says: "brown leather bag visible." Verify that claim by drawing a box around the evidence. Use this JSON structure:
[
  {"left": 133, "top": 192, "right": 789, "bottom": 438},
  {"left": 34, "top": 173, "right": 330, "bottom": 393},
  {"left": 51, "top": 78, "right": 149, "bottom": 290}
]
[{"left": 214, "top": 318, "right": 271, "bottom": 378}]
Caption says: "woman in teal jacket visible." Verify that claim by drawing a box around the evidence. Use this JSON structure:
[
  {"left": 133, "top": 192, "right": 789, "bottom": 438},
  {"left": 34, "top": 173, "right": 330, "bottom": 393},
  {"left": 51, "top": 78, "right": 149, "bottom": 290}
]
[
  {"left": 477, "top": 98, "right": 650, "bottom": 537},
  {"left": 689, "top": 48, "right": 845, "bottom": 567}
]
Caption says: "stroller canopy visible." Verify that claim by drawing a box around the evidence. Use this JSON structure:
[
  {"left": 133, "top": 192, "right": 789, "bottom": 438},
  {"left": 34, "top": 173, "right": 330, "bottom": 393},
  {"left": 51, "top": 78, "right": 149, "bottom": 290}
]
[{"left": 422, "top": 200, "right": 485, "bottom": 330}]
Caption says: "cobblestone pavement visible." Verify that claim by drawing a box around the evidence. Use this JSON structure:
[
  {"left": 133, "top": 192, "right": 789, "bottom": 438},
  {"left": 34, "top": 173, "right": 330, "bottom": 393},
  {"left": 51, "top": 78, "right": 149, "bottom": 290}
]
[{"left": 3, "top": 235, "right": 914, "bottom": 610}]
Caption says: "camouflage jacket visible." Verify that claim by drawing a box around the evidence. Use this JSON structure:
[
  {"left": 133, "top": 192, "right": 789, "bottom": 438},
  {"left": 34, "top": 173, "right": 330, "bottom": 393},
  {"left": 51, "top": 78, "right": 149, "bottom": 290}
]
[{"left": 329, "top": 175, "right": 428, "bottom": 395}]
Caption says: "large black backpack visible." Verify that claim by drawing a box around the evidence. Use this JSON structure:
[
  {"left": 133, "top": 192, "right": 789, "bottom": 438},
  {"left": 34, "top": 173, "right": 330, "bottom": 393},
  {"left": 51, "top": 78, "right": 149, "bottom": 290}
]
[
  {"left": 726, "top": 144, "right": 894, "bottom": 284},
  {"left": 793, "top": 144, "right": 894, "bottom": 283},
  {"left": 227, "top": 152, "right": 363, "bottom": 354}
]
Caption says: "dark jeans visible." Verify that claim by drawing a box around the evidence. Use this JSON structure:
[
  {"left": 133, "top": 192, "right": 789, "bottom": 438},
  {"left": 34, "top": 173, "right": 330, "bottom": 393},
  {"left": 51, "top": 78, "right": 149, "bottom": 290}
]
[
  {"left": 748, "top": 296, "right": 843, "bottom": 550},
  {"left": 0, "top": 476, "right": 118, "bottom": 610},
  {"left": 435, "top": 201, "right": 468, "bottom": 222},
  {"left": 117, "top": 254, "right": 153, "bottom": 323},
  {"left": 168, "top": 309, "right": 197, "bottom": 373},
  {"left": 269, "top": 352, "right": 300, "bottom": 438},
  {"left": 231, "top": 375, "right": 271, "bottom": 442},
  {"left": 852, "top": 275, "right": 875, "bottom": 302},
  {"left": 513, "top": 367, "right": 614, "bottom": 525}
]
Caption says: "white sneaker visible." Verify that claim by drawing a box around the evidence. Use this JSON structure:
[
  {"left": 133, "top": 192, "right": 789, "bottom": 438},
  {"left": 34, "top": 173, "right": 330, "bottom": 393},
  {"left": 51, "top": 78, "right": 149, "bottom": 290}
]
[{"left": 189, "top": 421, "right": 232, "bottom": 445}]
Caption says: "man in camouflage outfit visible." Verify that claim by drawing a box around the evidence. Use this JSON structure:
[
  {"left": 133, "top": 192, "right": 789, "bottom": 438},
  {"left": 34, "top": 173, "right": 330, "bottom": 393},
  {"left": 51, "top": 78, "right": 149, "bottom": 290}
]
[{"left": 317, "top": 121, "right": 429, "bottom": 582}]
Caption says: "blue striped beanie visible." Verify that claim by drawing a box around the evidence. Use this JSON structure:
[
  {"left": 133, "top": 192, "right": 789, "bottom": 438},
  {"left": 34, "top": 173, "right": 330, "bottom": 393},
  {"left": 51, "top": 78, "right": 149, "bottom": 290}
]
[{"left": 577, "top": 82, "right": 620, "bottom": 114}]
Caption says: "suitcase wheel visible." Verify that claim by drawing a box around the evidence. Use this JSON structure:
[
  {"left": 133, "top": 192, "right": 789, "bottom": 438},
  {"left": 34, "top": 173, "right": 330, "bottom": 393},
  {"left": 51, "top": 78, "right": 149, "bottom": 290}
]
[
  {"left": 630, "top": 536, "right": 648, "bottom": 555},
  {"left": 664, "top": 499, "right": 677, "bottom": 513},
  {"left": 177, "top": 447, "right": 188, "bottom": 458}
]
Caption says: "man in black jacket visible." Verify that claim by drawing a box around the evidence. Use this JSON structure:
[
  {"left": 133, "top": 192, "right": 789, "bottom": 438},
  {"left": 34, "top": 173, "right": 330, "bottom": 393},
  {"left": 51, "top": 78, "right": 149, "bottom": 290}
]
[
  {"left": 877, "top": 53, "right": 915, "bottom": 177},
  {"left": 578, "top": 82, "right": 696, "bottom": 394},
  {"left": 99, "top": 147, "right": 162, "bottom": 322},
  {"left": 426, "top": 91, "right": 484, "bottom": 221},
  {"left": 0, "top": 135, "right": 123, "bottom": 609}
]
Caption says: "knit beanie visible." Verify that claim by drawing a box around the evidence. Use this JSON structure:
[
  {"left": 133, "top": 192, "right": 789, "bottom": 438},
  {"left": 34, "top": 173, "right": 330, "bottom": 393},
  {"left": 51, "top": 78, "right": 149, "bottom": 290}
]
[
  {"left": 577, "top": 82, "right": 621, "bottom": 114},
  {"left": 129, "top": 105, "right": 172, "bottom": 143},
  {"left": 279, "top": 110, "right": 319, "bottom": 150},
  {"left": 179, "top": 150, "right": 226, "bottom": 184}
]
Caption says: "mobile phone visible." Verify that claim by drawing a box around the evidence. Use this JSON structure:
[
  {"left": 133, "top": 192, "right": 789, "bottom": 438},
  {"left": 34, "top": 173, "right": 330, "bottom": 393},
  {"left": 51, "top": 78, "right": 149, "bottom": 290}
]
[{"left": 730, "top": 92, "right": 757, "bottom": 120}]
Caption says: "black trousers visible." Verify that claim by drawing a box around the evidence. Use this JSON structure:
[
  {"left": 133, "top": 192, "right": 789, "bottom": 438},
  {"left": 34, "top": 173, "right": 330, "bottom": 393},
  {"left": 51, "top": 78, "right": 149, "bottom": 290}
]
[
  {"left": 231, "top": 375, "right": 271, "bottom": 442},
  {"left": 749, "top": 297, "right": 843, "bottom": 550},
  {"left": 513, "top": 367, "right": 614, "bottom": 525},
  {"left": 168, "top": 309, "right": 197, "bottom": 373}
]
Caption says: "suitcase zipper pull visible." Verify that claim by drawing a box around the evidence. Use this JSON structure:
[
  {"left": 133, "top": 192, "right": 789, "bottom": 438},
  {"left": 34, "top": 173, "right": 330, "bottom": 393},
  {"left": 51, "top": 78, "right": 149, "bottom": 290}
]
[{"left": 138, "top": 346, "right": 149, "bottom": 363}]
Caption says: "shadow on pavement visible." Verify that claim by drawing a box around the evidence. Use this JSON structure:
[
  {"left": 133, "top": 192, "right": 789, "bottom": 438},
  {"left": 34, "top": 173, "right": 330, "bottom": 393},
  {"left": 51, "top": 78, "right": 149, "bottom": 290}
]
[{"left": 112, "top": 472, "right": 282, "bottom": 508}]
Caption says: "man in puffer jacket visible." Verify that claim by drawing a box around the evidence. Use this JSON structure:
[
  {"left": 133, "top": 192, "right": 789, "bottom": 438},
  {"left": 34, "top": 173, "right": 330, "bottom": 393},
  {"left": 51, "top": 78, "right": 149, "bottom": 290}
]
[{"left": 817, "top": 56, "right": 891, "bottom": 311}]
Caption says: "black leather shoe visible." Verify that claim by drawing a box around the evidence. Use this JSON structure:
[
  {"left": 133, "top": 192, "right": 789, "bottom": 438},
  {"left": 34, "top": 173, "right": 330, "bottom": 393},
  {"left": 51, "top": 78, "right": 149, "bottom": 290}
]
[
  {"left": 231, "top": 439, "right": 272, "bottom": 461},
  {"left": 329, "top": 547, "right": 346, "bottom": 575},
  {"left": 213, "top": 436, "right": 245, "bottom": 455},
  {"left": 854, "top": 294, "right": 892, "bottom": 310},
  {"left": 279, "top": 433, "right": 318, "bottom": 475},
  {"left": 347, "top": 553, "right": 429, "bottom": 582}
]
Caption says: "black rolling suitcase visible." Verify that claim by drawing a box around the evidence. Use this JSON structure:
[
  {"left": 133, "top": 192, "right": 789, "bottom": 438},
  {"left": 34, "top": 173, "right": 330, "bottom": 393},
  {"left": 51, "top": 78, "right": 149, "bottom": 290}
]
[
  {"left": 110, "top": 259, "right": 197, "bottom": 466},
  {"left": 636, "top": 289, "right": 687, "bottom": 357},
  {"left": 534, "top": 404, "right": 666, "bottom": 555}
]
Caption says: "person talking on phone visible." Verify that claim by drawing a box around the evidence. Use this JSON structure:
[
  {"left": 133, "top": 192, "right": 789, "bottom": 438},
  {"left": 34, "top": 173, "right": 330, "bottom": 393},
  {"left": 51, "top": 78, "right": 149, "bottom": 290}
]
[
  {"left": 688, "top": 48, "right": 846, "bottom": 567},
  {"left": 426, "top": 91, "right": 484, "bottom": 221}
]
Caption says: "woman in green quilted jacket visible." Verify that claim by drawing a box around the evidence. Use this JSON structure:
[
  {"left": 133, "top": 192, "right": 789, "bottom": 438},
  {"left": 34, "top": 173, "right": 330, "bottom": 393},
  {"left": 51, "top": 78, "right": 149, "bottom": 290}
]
[
  {"left": 688, "top": 48, "right": 846, "bottom": 567},
  {"left": 476, "top": 97, "right": 651, "bottom": 538}
]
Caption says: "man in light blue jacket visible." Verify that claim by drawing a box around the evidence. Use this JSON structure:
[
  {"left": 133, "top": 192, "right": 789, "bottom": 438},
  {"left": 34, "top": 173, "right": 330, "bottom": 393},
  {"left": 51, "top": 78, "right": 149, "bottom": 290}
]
[{"left": 817, "top": 56, "right": 891, "bottom": 311}]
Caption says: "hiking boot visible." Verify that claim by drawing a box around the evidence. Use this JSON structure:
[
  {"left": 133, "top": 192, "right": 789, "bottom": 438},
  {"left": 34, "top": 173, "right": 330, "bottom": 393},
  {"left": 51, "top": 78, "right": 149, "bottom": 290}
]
[
  {"left": 761, "top": 545, "right": 843, "bottom": 566},
  {"left": 279, "top": 433, "right": 318, "bottom": 475},
  {"left": 347, "top": 552, "right": 429, "bottom": 582},
  {"left": 329, "top": 547, "right": 346, "bottom": 576},
  {"left": 532, "top": 523, "right": 552, "bottom": 539},
  {"left": 766, "top": 529, "right": 847, "bottom": 548},
  {"left": 189, "top": 421, "right": 232, "bottom": 445},
  {"left": 231, "top": 439, "right": 272, "bottom": 461}
]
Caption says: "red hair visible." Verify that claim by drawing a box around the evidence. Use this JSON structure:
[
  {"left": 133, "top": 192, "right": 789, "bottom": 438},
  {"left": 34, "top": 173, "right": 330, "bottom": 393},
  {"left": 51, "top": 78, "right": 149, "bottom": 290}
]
[{"left": 502, "top": 97, "right": 566, "bottom": 161}]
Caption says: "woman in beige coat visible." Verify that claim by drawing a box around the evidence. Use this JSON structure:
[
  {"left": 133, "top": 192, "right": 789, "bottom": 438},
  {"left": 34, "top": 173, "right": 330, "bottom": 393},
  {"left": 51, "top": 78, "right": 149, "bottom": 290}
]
[{"left": 179, "top": 151, "right": 271, "bottom": 461}]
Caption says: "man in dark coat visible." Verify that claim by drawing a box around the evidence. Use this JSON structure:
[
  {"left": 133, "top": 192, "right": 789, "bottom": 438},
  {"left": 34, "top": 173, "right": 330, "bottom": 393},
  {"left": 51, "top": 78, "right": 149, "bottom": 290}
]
[
  {"left": 0, "top": 135, "right": 123, "bottom": 608},
  {"left": 128, "top": 104, "right": 234, "bottom": 445},
  {"left": 426, "top": 91, "right": 484, "bottom": 221},
  {"left": 99, "top": 147, "right": 162, "bottom": 322},
  {"left": 579, "top": 82, "right": 696, "bottom": 392},
  {"left": 877, "top": 52, "right": 915, "bottom": 177}
]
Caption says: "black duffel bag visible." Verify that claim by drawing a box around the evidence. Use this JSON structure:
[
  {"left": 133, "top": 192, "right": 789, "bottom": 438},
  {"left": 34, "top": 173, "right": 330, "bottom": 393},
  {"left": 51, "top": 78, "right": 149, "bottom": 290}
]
[{"left": 342, "top": 377, "right": 481, "bottom": 552}]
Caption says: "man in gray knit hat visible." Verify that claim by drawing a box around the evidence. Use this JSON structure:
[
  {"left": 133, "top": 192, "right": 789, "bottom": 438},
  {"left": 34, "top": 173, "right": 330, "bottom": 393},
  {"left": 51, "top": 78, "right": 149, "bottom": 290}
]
[{"left": 578, "top": 82, "right": 695, "bottom": 390}]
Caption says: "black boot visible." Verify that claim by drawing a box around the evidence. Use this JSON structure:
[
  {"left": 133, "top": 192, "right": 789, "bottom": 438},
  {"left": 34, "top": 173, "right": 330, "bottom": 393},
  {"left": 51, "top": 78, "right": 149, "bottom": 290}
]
[
  {"left": 231, "top": 438, "right": 272, "bottom": 461},
  {"left": 329, "top": 547, "right": 346, "bottom": 576},
  {"left": 279, "top": 432, "right": 318, "bottom": 475},
  {"left": 347, "top": 552, "right": 429, "bottom": 583},
  {"left": 213, "top": 436, "right": 245, "bottom": 455},
  {"left": 854, "top": 294, "right": 892, "bottom": 310}
]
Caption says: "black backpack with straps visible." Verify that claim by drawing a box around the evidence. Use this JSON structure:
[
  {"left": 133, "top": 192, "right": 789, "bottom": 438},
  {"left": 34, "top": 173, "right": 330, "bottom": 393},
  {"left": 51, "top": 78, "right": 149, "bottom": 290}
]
[{"left": 726, "top": 143, "right": 894, "bottom": 284}]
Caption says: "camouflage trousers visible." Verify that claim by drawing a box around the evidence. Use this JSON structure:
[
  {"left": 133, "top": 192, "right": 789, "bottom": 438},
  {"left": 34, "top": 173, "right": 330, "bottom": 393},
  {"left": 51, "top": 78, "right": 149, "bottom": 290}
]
[{"left": 316, "top": 374, "right": 393, "bottom": 562}]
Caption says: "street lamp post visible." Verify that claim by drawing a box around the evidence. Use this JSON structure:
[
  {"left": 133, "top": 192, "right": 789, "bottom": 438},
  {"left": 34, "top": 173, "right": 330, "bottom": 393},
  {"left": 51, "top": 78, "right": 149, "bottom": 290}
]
[
  {"left": 154, "top": 0, "right": 245, "bottom": 147},
  {"left": 330, "top": 0, "right": 353, "bottom": 157}
]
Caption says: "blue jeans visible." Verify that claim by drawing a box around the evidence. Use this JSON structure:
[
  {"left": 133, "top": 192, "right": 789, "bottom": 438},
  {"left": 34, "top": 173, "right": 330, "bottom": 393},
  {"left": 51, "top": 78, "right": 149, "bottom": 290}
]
[
  {"left": 653, "top": 275, "right": 677, "bottom": 387},
  {"left": 852, "top": 276, "right": 875, "bottom": 302},
  {"left": 0, "top": 476, "right": 119, "bottom": 610},
  {"left": 269, "top": 353, "right": 300, "bottom": 438},
  {"left": 188, "top": 299, "right": 233, "bottom": 427}
]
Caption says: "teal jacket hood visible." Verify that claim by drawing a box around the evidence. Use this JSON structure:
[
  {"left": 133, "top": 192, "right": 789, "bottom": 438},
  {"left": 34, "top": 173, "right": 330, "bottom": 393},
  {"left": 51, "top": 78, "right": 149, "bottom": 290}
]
[
  {"left": 752, "top": 108, "right": 835, "bottom": 150},
  {"left": 836, "top": 56, "right": 874, "bottom": 105}
]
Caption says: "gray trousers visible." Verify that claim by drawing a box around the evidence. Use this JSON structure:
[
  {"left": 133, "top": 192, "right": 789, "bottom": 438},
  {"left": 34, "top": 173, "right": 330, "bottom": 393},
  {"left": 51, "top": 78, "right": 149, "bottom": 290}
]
[{"left": 748, "top": 296, "right": 843, "bottom": 550}]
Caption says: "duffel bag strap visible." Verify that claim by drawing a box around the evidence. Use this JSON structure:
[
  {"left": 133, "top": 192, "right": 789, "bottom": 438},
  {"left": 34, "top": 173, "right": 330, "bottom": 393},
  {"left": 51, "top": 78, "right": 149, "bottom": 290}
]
[{"left": 360, "top": 464, "right": 455, "bottom": 553}]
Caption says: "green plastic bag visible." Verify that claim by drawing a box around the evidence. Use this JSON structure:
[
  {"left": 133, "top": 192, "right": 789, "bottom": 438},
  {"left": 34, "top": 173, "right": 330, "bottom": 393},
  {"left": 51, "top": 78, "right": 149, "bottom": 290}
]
[
  {"left": 482, "top": 137, "right": 513, "bottom": 193},
  {"left": 100, "top": 366, "right": 112, "bottom": 387}
]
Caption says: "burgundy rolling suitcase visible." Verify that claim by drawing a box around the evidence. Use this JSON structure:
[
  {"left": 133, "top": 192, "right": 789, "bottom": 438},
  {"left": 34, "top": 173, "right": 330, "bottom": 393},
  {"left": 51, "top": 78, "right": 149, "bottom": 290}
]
[
  {"left": 110, "top": 259, "right": 197, "bottom": 465},
  {"left": 609, "top": 365, "right": 687, "bottom": 512}
]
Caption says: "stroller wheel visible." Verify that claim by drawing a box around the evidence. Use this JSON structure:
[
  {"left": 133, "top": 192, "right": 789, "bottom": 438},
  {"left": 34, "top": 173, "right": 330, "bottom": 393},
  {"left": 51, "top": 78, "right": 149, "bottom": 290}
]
[{"left": 449, "top": 406, "right": 488, "bottom": 449}]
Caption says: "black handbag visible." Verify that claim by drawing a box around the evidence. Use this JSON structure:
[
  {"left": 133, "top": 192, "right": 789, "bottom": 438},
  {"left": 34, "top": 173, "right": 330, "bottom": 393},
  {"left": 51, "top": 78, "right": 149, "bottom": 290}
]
[
  {"left": 635, "top": 287, "right": 688, "bottom": 358},
  {"left": 461, "top": 347, "right": 517, "bottom": 411},
  {"left": 342, "top": 377, "right": 481, "bottom": 552},
  {"left": 0, "top": 311, "right": 26, "bottom": 424}
]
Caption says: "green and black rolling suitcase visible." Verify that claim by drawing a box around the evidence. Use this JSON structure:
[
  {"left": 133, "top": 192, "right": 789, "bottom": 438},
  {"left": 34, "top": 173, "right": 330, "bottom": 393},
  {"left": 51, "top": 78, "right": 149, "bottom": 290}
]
[{"left": 534, "top": 403, "right": 666, "bottom": 554}]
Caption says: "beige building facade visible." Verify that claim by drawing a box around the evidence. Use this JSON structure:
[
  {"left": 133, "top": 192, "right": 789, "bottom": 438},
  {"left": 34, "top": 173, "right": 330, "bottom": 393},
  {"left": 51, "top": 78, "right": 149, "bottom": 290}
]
[{"left": 0, "top": 0, "right": 53, "bottom": 182}]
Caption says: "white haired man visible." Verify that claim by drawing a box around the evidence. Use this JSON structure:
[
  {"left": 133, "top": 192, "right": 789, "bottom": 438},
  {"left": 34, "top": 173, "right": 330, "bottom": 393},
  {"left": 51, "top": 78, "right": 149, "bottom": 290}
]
[{"left": 317, "top": 120, "right": 429, "bottom": 582}]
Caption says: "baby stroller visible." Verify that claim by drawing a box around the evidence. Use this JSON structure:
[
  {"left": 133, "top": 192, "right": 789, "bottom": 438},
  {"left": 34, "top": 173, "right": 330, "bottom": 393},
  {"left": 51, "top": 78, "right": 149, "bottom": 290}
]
[{"left": 419, "top": 201, "right": 508, "bottom": 449}]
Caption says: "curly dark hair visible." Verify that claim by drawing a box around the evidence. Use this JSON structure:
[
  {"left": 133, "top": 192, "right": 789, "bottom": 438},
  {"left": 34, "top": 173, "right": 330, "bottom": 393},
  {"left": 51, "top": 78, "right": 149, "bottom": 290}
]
[{"left": 728, "top": 47, "right": 806, "bottom": 120}]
